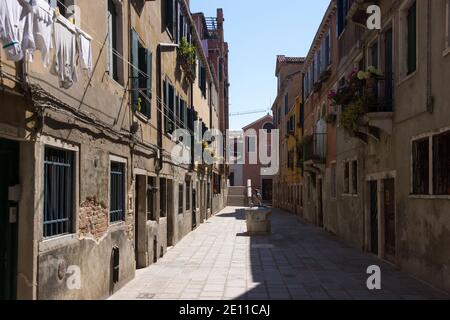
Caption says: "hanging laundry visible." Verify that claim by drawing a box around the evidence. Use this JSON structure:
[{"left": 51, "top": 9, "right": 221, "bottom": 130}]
[
  {"left": 20, "top": 0, "right": 36, "bottom": 53},
  {"left": 77, "top": 29, "right": 92, "bottom": 74},
  {"left": 32, "top": 0, "right": 54, "bottom": 66},
  {"left": 52, "top": 18, "right": 78, "bottom": 89},
  {"left": 0, "top": 0, "right": 27, "bottom": 61}
]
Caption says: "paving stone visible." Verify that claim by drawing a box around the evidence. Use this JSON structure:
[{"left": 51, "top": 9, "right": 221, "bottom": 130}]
[{"left": 110, "top": 207, "right": 448, "bottom": 301}]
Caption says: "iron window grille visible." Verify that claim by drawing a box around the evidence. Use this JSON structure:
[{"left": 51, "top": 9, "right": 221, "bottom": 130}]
[
  {"left": 110, "top": 161, "right": 125, "bottom": 223},
  {"left": 44, "top": 147, "right": 74, "bottom": 238}
]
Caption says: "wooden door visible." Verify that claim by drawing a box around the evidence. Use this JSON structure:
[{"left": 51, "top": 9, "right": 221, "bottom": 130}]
[
  {"left": 369, "top": 181, "right": 379, "bottom": 255},
  {"left": 0, "top": 139, "right": 19, "bottom": 300},
  {"left": 384, "top": 178, "right": 396, "bottom": 261}
]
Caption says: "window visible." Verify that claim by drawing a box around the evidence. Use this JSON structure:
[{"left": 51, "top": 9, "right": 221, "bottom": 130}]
[
  {"left": 160, "top": 178, "right": 167, "bottom": 217},
  {"left": 344, "top": 162, "right": 350, "bottom": 194},
  {"left": 406, "top": 2, "right": 417, "bottom": 75},
  {"left": 412, "top": 138, "right": 429, "bottom": 195},
  {"left": 263, "top": 122, "right": 274, "bottom": 134},
  {"left": 247, "top": 136, "right": 257, "bottom": 153},
  {"left": 107, "top": 0, "right": 123, "bottom": 83},
  {"left": 165, "top": 0, "right": 175, "bottom": 37},
  {"left": 213, "top": 173, "right": 221, "bottom": 195},
  {"left": 147, "top": 177, "right": 156, "bottom": 221},
  {"left": 412, "top": 130, "right": 450, "bottom": 196},
  {"left": 44, "top": 147, "right": 74, "bottom": 238},
  {"left": 164, "top": 81, "right": 175, "bottom": 134},
  {"left": 199, "top": 62, "right": 207, "bottom": 97},
  {"left": 186, "top": 180, "right": 191, "bottom": 211},
  {"left": 288, "top": 115, "right": 295, "bottom": 133},
  {"left": 178, "top": 184, "right": 184, "bottom": 214},
  {"left": 352, "top": 160, "right": 358, "bottom": 194},
  {"left": 400, "top": 0, "right": 417, "bottom": 77},
  {"left": 110, "top": 161, "right": 125, "bottom": 223},
  {"left": 180, "top": 100, "right": 186, "bottom": 129},
  {"left": 369, "top": 41, "right": 379, "bottom": 68},
  {"left": 337, "top": 0, "right": 349, "bottom": 36},
  {"left": 131, "top": 30, "right": 152, "bottom": 118},
  {"left": 331, "top": 162, "right": 337, "bottom": 199},
  {"left": 433, "top": 131, "right": 450, "bottom": 195}
]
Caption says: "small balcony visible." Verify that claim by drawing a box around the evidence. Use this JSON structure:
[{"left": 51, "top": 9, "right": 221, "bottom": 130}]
[
  {"left": 361, "top": 72, "right": 394, "bottom": 136},
  {"left": 303, "top": 133, "right": 327, "bottom": 164}
]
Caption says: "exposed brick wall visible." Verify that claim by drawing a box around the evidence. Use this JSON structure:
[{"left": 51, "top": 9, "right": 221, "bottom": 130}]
[{"left": 79, "top": 197, "right": 108, "bottom": 240}]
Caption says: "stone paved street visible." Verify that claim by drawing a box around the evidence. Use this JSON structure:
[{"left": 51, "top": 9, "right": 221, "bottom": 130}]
[{"left": 110, "top": 207, "right": 449, "bottom": 300}]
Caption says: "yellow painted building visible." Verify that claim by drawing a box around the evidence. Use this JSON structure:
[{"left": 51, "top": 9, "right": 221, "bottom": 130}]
[{"left": 272, "top": 56, "right": 304, "bottom": 215}]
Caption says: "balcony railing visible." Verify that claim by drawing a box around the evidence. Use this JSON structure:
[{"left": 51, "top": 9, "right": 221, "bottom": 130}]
[
  {"left": 363, "top": 73, "right": 394, "bottom": 113},
  {"left": 303, "top": 133, "right": 327, "bottom": 164}
]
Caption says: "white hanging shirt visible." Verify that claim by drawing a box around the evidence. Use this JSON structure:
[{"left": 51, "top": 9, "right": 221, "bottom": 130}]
[
  {"left": 52, "top": 18, "right": 78, "bottom": 89},
  {"left": 0, "top": 0, "right": 26, "bottom": 61},
  {"left": 31, "top": 0, "right": 55, "bottom": 67},
  {"left": 77, "top": 29, "right": 92, "bottom": 74}
]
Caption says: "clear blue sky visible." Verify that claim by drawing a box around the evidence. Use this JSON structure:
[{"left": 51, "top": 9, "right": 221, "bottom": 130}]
[{"left": 190, "top": 0, "right": 330, "bottom": 129}]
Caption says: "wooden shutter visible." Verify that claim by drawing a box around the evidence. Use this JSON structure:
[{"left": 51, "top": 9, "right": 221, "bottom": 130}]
[
  {"left": 131, "top": 29, "right": 139, "bottom": 111},
  {"left": 146, "top": 50, "right": 152, "bottom": 117}
]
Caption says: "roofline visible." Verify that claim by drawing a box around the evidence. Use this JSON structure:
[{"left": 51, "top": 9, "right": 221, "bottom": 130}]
[{"left": 242, "top": 114, "right": 273, "bottom": 131}]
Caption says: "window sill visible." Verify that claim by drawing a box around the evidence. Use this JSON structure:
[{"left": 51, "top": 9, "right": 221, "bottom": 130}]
[
  {"left": 443, "top": 47, "right": 450, "bottom": 57},
  {"left": 397, "top": 70, "right": 417, "bottom": 86},
  {"left": 409, "top": 194, "right": 450, "bottom": 200},
  {"left": 135, "top": 112, "right": 150, "bottom": 123},
  {"left": 342, "top": 193, "right": 359, "bottom": 198},
  {"left": 109, "top": 221, "right": 126, "bottom": 232},
  {"left": 40, "top": 233, "right": 78, "bottom": 253},
  {"left": 106, "top": 73, "right": 125, "bottom": 89}
]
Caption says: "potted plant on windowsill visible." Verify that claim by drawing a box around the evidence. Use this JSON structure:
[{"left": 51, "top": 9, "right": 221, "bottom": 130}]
[
  {"left": 178, "top": 38, "right": 197, "bottom": 83},
  {"left": 339, "top": 98, "right": 365, "bottom": 135}
]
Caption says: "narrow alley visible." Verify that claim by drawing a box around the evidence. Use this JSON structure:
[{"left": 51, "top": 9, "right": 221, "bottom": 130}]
[{"left": 110, "top": 207, "right": 448, "bottom": 301}]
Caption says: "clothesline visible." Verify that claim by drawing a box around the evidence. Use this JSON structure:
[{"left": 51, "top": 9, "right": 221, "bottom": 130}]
[
  {"left": 0, "top": 0, "right": 213, "bottom": 136},
  {"left": 50, "top": 0, "right": 207, "bottom": 132}
]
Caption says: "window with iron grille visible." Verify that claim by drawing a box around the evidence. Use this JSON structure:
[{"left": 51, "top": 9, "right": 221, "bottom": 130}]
[
  {"left": 213, "top": 173, "right": 221, "bottom": 195},
  {"left": 110, "top": 161, "right": 125, "bottom": 223},
  {"left": 186, "top": 180, "right": 191, "bottom": 211},
  {"left": 178, "top": 184, "right": 184, "bottom": 214},
  {"left": 44, "top": 147, "right": 74, "bottom": 238},
  {"left": 412, "top": 138, "right": 430, "bottom": 195},
  {"left": 352, "top": 160, "right": 358, "bottom": 194},
  {"left": 147, "top": 177, "right": 156, "bottom": 221},
  {"left": 343, "top": 161, "right": 350, "bottom": 194},
  {"left": 160, "top": 178, "right": 167, "bottom": 217},
  {"left": 433, "top": 131, "right": 450, "bottom": 195}
]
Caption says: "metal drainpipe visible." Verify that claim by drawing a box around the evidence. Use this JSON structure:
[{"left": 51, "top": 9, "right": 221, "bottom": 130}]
[{"left": 426, "top": 0, "right": 434, "bottom": 114}]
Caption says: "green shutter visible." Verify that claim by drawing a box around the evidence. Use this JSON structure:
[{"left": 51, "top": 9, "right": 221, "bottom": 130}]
[
  {"left": 145, "top": 50, "right": 152, "bottom": 118},
  {"left": 131, "top": 29, "right": 139, "bottom": 111}
]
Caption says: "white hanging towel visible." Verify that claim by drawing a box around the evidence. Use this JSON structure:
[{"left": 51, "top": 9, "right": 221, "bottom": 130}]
[
  {"left": 52, "top": 18, "right": 78, "bottom": 89},
  {"left": 77, "top": 29, "right": 92, "bottom": 74},
  {"left": 31, "top": 0, "right": 55, "bottom": 67},
  {"left": 20, "top": 0, "right": 36, "bottom": 53},
  {"left": 0, "top": 0, "right": 26, "bottom": 61}
]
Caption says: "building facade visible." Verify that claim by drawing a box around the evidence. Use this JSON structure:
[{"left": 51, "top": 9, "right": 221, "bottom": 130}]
[
  {"left": 286, "top": 0, "right": 450, "bottom": 293},
  {"left": 272, "top": 56, "right": 304, "bottom": 213},
  {"left": 0, "top": 0, "right": 228, "bottom": 300}
]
